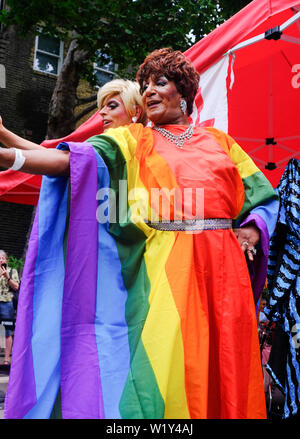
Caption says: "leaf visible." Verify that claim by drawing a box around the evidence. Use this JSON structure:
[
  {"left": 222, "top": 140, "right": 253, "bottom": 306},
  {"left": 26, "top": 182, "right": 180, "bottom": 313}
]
[{"left": 1, "top": 0, "right": 248, "bottom": 138}]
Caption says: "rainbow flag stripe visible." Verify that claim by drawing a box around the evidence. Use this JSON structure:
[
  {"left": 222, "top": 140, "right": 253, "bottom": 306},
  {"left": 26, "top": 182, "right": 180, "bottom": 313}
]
[{"left": 5, "top": 125, "right": 276, "bottom": 419}]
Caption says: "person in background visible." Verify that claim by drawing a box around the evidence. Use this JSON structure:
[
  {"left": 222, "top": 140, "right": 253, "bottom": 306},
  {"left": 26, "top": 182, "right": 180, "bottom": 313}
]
[
  {"left": 259, "top": 298, "right": 269, "bottom": 324},
  {"left": 0, "top": 250, "right": 19, "bottom": 365}
]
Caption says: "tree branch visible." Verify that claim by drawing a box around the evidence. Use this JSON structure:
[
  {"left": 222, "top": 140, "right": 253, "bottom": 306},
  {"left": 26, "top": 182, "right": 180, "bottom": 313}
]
[
  {"left": 76, "top": 94, "right": 97, "bottom": 106},
  {"left": 74, "top": 102, "right": 98, "bottom": 123}
]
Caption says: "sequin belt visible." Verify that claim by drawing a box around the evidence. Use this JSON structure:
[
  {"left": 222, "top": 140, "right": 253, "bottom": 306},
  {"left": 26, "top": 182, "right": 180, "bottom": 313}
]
[{"left": 148, "top": 218, "right": 232, "bottom": 231}]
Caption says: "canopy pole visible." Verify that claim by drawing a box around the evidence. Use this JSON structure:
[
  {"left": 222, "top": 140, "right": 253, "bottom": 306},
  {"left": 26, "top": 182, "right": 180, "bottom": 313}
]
[
  {"left": 277, "top": 151, "right": 300, "bottom": 166},
  {"left": 277, "top": 135, "right": 300, "bottom": 141},
  {"left": 281, "top": 34, "right": 300, "bottom": 45},
  {"left": 292, "top": 7, "right": 300, "bottom": 33},
  {"left": 266, "top": 55, "right": 276, "bottom": 172},
  {"left": 280, "top": 10, "right": 300, "bottom": 31},
  {"left": 225, "top": 10, "right": 300, "bottom": 55},
  {"left": 226, "top": 34, "right": 264, "bottom": 54}
]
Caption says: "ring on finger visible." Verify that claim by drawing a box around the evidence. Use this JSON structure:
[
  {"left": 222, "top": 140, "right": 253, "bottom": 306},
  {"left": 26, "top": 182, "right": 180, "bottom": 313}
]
[{"left": 248, "top": 246, "right": 257, "bottom": 256}]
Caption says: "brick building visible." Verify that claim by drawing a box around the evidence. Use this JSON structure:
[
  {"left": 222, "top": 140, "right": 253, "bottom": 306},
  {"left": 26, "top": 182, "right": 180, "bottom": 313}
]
[
  {"left": 0, "top": 24, "right": 58, "bottom": 261},
  {"left": 0, "top": 27, "right": 57, "bottom": 142},
  {"left": 0, "top": 14, "right": 117, "bottom": 262}
]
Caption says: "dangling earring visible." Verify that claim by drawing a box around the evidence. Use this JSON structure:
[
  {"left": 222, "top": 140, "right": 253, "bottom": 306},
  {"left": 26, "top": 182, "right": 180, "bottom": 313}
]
[
  {"left": 132, "top": 116, "right": 137, "bottom": 123},
  {"left": 180, "top": 99, "right": 187, "bottom": 114}
]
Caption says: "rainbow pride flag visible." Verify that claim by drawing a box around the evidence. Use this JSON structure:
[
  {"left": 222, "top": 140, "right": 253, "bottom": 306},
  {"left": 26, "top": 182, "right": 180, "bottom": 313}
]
[{"left": 5, "top": 125, "right": 278, "bottom": 419}]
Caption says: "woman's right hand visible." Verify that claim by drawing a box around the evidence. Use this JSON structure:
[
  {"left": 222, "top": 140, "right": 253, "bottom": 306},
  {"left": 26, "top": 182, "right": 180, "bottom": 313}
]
[
  {"left": 0, "top": 116, "right": 46, "bottom": 151},
  {"left": 0, "top": 115, "right": 10, "bottom": 147},
  {"left": 0, "top": 116, "right": 6, "bottom": 146},
  {"left": 0, "top": 115, "right": 7, "bottom": 140}
]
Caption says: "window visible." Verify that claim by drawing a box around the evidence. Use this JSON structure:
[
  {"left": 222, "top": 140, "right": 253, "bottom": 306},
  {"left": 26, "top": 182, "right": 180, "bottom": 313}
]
[
  {"left": 94, "top": 53, "right": 118, "bottom": 86},
  {"left": 33, "top": 34, "right": 63, "bottom": 76}
]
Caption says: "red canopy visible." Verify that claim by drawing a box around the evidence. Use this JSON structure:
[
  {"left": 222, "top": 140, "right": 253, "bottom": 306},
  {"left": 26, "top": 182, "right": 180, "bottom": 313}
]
[
  {"left": 185, "top": 0, "right": 300, "bottom": 188},
  {"left": 0, "top": 110, "right": 104, "bottom": 205},
  {"left": 1, "top": 0, "right": 299, "bottom": 204}
]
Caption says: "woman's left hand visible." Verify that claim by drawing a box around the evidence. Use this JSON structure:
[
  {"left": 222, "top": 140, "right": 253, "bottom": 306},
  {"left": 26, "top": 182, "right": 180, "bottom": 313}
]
[{"left": 233, "top": 224, "right": 260, "bottom": 262}]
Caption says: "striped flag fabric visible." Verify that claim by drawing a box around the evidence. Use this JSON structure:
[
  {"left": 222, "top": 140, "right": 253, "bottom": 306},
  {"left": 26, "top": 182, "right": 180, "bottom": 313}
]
[{"left": 5, "top": 124, "right": 277, "bottom": 418}]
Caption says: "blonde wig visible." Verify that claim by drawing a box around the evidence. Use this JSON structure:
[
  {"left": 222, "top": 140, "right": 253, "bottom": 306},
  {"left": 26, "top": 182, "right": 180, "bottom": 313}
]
[{"left": 97, "top": 79, "right": 147, "bottom": 126}]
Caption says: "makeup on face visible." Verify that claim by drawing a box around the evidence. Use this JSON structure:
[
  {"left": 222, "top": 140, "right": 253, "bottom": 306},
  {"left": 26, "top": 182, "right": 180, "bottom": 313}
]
[
  {"left": 141, "top": 76, "right": 185, "bottom": 126},
  {"left": 99, "top": 94, "right": 132, "bottom": 130}
]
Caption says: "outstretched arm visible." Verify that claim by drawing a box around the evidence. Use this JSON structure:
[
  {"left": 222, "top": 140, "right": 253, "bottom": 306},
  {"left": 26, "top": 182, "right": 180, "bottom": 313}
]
[
  {"left": 0, "top": 116, "right": 46, "bottom": 151},
  {"left": 0, "top": 146, "right": 70, "bottom": 176}
]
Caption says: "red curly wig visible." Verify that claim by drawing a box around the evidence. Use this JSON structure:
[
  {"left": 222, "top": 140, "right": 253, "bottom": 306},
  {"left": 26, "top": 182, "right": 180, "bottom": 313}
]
[{"left": 136, "top": 48, "right": 199, "bottom": 116}]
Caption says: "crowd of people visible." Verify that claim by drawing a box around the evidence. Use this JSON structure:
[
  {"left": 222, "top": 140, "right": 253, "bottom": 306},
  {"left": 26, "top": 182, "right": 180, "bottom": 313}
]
[{"left": 0, "top": 47, "right": 298, "bottom": 420}]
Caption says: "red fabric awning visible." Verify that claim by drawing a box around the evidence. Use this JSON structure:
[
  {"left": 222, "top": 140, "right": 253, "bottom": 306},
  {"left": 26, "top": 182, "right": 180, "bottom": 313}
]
[
  {"left": 0, "top": 111, "right": 103, "bottom": 205},
  {"left": 185, "top": 0, "right": 300, "bottom": 188}
]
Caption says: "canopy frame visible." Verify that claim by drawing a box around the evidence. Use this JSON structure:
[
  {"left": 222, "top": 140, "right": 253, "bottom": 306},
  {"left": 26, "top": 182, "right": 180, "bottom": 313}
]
[
  {"left": 224, "top": 9, "right": 300, "bottom": 172},
  {"left": 225, "top": 10, "right": 300, "bottom": 55}
]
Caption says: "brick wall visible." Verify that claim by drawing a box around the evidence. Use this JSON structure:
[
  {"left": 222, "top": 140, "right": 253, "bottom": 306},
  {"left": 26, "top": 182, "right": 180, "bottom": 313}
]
[
  {"left": 0, "top": 25, "right": 57, "bottom": 142},
  {"left": 0, "top": 201, "right": 34, "bottom": 260},
  {"left": 0, "top": 26, "right": 56, "bottom": 261},
  {"left": 0, "top": 26, "right": 98, "bottom": 262}
]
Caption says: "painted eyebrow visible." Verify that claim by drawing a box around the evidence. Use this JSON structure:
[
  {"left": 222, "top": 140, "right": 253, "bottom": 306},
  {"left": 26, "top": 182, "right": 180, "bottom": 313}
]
[
  {"left": 106, "top": 98, "right": 119, "bottom": 105},
  {"left": 142, "top": 76, "right": 168, "bottom": 86}
]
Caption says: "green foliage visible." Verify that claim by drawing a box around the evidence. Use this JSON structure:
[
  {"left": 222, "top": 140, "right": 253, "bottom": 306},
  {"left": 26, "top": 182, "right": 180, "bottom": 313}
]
[
  {"left": 7, "top": 255, "right": 24, "bottom": 272},
  {"left": 0, "top": 0, "right": 252, "bottom": 137},
  {"left": 0, "top": 0, "right": 230, "bottom": 80}
]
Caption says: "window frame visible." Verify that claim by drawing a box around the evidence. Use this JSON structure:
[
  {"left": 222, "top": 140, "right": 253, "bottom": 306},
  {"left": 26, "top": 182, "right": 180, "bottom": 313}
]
[
  {"left": 93, "top": 53, "right": 118, "bottom": 87},
  {"left": 33, "top": 33, "right": 64, "bottom": 77}
]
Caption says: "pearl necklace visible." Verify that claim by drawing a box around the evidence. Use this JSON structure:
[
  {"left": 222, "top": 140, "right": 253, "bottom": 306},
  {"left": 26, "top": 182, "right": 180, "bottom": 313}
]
[{"left": 153, "top": 124, "right": 194, "bottom": 148}]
